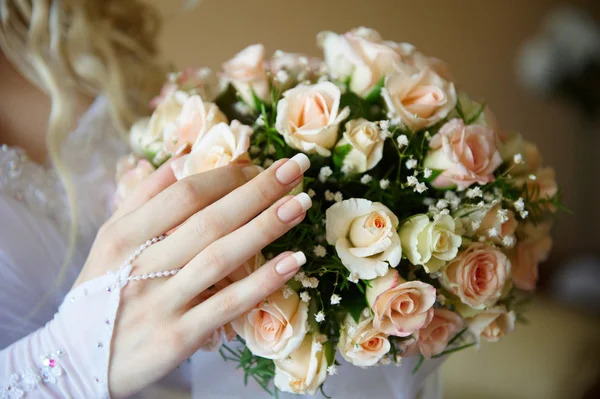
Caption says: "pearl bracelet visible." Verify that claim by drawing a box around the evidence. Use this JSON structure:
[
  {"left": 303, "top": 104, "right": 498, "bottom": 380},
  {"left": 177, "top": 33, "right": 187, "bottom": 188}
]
[{"left": 121, "top": 235, "right": 182, "bottom": 282}]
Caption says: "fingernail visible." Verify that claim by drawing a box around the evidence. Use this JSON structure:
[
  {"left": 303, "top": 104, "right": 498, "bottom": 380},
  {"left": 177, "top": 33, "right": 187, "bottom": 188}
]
[
  {"left": 276, "top": 251, "right": 306, "bottom": 276},
  {"left": 275, "top": 153, "right": 310, "bottom": 185},
  {"left": 277, "top": 193, "right": 312, "bottom": 223},
  {"left": 241, "top": 165, "right": 263, "bottom": 181}
]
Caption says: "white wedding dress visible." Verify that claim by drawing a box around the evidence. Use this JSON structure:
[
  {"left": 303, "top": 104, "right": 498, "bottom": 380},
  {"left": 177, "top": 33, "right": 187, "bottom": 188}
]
[{"left": 0, "top": 97, "right": 443, "bottom": 399}]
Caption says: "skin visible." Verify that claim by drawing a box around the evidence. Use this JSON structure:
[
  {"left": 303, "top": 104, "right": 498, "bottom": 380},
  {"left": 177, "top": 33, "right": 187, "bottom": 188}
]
[{"left": 0, "top": 51, "right": 310, "bottom": 397}]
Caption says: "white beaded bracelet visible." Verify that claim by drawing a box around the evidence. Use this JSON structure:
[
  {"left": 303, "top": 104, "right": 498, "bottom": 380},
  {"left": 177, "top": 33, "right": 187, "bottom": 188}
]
[{"left": 121, "top": 235, "right": 182, "bottom": 282}]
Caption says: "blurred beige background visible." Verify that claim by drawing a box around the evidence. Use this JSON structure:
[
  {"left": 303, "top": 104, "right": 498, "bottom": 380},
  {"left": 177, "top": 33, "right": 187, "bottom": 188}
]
[{"left": 146, "top": 1, "right": 600, "bottom": 398}]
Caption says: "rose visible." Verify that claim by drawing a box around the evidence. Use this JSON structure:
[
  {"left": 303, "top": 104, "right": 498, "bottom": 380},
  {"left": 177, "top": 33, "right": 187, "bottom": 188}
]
[
  {"left": 382, "top": 67, "right": 457, "bottom": 131},
  {"left": 499, "top": 131, "right": 543, "bottom": 175},
  {"left": 468, "top": 306, "right": 515, "bottom": 342},
  {"left": 441, "top": 243, "right": 510, "bottom": 309},
  {"left": 113, "top": 155, "right": 155, "bottom": 208},
  {"left": 388, "top": 41, "right": 454, "bottom": 82},
  {"left": 408, "top": 308, "right": 463, "bottom": 359},
  {"left": 338, "top": 313, "right": 390, "bottom": 367},
  {"left": 458, "top": 204, "right": 518, "bottom": 245},
  {"left": 450, "top": 92, "right": 500, "bottom": 132},
  {"left": 222, "top": 44, "right": 271, "bottom": 106},
  {"left": 198, "top": 323, "right": 236, "bottom": 352},
  {"left": 335, "top": 118, "right": 386, "bottom": 174},
  {"left": 170, "top": 120, "right": 253, "bottom": 180},
  {"left": 317, "top": 27, "right": 401, "bottom": 96},
  {"left": 273, "top": 334, "right": 328, "bottom": 395},
  {"left": 424, "top": 118, "right": 502, "bottom": 190},
  {"left": 268, "top": 51, "right": 322, "bottom": 90},
  {"left": 275, "top": 82, "right": 350, "bottom": 156},
  {"left": 366, "top": 268, "right": 436, "bottom": 337},
  {"left": 162, "top": 95, "right": 228, "bottom": 153},
  {"left": 514, "top": 167, "right": 558, "bottom": 204},
  {"left": 232, "top": 287, "right": 308, "bottom": 360},
  {"left": 509, "top": 221, "right": 553, "bottom": 290},
  {"left": 325, "top": 198, "right": 402, "bottom": 280},
  {"left": 398, "top": 214, "right": 462, "bottom": 273},
  {"left": 150, "top": 67, "right": 225, "bottom": 109}
]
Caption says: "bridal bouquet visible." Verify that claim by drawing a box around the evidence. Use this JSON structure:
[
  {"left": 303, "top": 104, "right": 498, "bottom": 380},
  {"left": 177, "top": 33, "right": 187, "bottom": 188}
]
[{"left": 115, "top": 27, "right": 562, "bottom": 396}]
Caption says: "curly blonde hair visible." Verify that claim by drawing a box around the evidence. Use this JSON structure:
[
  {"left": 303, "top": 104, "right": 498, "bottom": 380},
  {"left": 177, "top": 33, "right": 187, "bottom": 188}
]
[{"left": 0, "top": 0, "right": 167, "bottom": 314}]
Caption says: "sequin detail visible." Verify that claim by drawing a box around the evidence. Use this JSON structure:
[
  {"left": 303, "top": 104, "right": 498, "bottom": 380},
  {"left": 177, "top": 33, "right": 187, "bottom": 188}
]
[{"left": 0, "top": 351, "right": 65, "bottom": 398}]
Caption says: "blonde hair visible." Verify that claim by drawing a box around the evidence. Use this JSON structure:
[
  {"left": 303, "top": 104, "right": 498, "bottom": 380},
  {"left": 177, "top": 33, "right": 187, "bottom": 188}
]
[{"left": 0, "top": 0, "right": 166, "bottom": 315}]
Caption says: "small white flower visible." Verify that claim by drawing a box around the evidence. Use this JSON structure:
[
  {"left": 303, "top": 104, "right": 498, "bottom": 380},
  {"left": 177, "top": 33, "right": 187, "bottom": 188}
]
[
  {"left": 503, "top": 235, "right": 516, "bottom": 248},
  {"left": 397, "top": 134, "right": 409, "bottom": 147},
  {"left": 529, "top": 174, "right": 537, "bottom": 181},
  {"left": 315, "top": 333, "right": 328, "bottom": 344},
  {"left": 308, "top": 189, "right": 316, "bottom": 198},
  {"left": 250, "top": 145, "right": 261, "bottom": 155},
  {"left": 341, "top": 162, "right": 354, "bottom": 175},
  {"left": 423, "top": 168, "right": 433, "bottom": 178},
  {"left": 478, "top": 236, "right": 486, "bottom": 242},
  {"left": 325, "top": 190, "right": 335, "bottom": 201},
  {"left": 407, "top": 176, "right": 419, "bottom": 186},
  {"left": 488, "top": 227, "right": 499, "bottom": 237},
  {"left": 319, "top": 166, "right": 333, "bottom": 183},
  {"left": 471, "top": 220, "right": 481, "bottom": 231},
  {"left": 484, "top": 193, "right": 495, "bottom": 203},
  {"left": 302, "top": 277, "right": 319, "bottom": 289},
  {"left": 415, "top": 183, "right": 428, "bottom": 193},
  {"left": 466, "top": 187, "right": 483, "bottom": 198},
  {"left": 436, "top": 293, "right": 446, "bottom": 304},
  {"left": 313, "top": 245, "right": 327, "bottom": 257},
  {"left": 379, "top": 120, "right": 390, "bottom": 132},
  {"left": 294, "top": 271, "right": 306, "bottom": 282},
  {"left": 266, "top": 144, "right": 276, "bottom": 155},
  {"left": 233, "top": 101, "right": 253, "bottom": 116},
  {"left": 334, "top": 191, "right": 344, "bottom": 203},
  {"left": 327, "top": 365, "right": 338, "bottom": 376},
  {"left": 423, "top": 197, "right": 435, "bottom": 206},
  {"left": 405, "top": 159, "right": 418, "bottom": 170},
  {"left": 379, "top": 179, "right": 390, "bottom": 189},
  {"left": 380, "top": 357, "right": 391, "bottom": 365},
  {"left": 330, "top": 294, "right": 342, "bottom": 305},
  {"left": 263, "top": 158, "right": 274, "bottom": 168},
  {"left": 477, "top": 201, "right": 485, "bottom": 208},
  {"left": 255, "top": 115, "right": 266, "bottom": 126},
  {"left": 520, "top": 210, "right": 529, "bottom": 219},
  {"left": 315, "top": 311, "right": 325, "bottom": 323},
  {"left": 514, "top": 197, "right": 525, "bottom": 212},
  {"left": 282, "top": 285, "right": 295, "bottom": 299},
  {"left": 300, "top": 291, "right": 311, "bottom": 302},
  {"left": 275, "top": 69, "right": 290, "bottom": 84},
  {"left": 436, "top": 199, "right": 449, "bottom": 209},
  {"left": 497, "top": 208, "right": 509, "bottom": 223},
  {"left": 513, "top": 153, "right": 524, "bottom": 164},
  {"left": 314, "top": 342, "right": 323, "bottom": 352},
  {"left": 394, "top": 356, "right": 403, "bottom": 367},
  {"left": 440, "top": 208, "right": 450, "bottom": 215},
  {"left": 348, "top": 273, "right": 359, "bottom": 283},
  {"left": 360, "top": 174, "right": 373, "bottom": 184}
]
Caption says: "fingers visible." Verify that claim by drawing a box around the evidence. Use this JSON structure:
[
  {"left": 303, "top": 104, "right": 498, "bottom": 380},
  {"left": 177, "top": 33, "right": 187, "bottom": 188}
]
[
  {"left": 164, "top": 192, "right": 312, "bottom": 309},
  {"left": 179, "top": 251, "right": 306, "bottom": 344},
  {"left": 138, "top": 154, "right": 310, "bottom": 274},
  {"left": 106, "top": 163, "right": 249, "bottom": 248}
]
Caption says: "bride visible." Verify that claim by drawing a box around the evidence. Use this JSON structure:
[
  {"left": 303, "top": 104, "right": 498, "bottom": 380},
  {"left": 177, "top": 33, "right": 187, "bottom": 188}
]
[{"left": 0, "top": 1, "right": 441, "bottom": 398}]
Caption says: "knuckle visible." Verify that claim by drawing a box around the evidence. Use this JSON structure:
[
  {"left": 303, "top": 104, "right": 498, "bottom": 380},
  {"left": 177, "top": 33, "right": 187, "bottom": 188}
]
[
  {"left": 202, "top": 246, "right": 227, "bottom": 271},
  {"left": 193, "top": 212, "right": 225, "bottom": 241},
  {"left": 171, "top": 179, "right": 198, "bottom": 206},
  {"left": 254, "top": 213, "right": 279, "bottom": 242}
]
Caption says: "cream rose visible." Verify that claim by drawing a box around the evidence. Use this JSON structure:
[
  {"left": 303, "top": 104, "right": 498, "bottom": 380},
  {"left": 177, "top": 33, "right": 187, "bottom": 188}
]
[
  {"left": 113, "top": 155, "right": 155, "bottom": 208},
  {"left": 441, "top": 243, "right": 510, "bottom": 309},
  {"left": 412, "top": 308, "right": 463, "bottom": 359},
  {"left": 339, "top": 313, "right": 390, "bottom": 367},
  {"left": 317, "top": 27, "right": 401, "bottom": 96},
  {"left": 222, "top": 44, "right": 271, "bottom": 106},
  {"left": 232, "top": 288, "right": 308, "bottom": 360},
  {"left": 273, "top": 334, "right": 328, "bottom": 395},
  {"left": 399, "top": 214, "right": 462, "bottom": 273},
  {"left": 458, "top": 204, "right": 518, "bottom": 245},
  {"left": 335, "top": 118, "right": 386, "bottom": 174},
  {"left": 170, "top": 120, "right": 253, "bottom": 180},
  {"left": 383, "top": 67, "right": 457, "bottom": 131},
  {"left": 366, "top": 268, "right": 436, "bottom": 337},
  {"left": 509, "top": 221, "right": 553, "bottom": 291},
  {"left": 275, "top": 82, "right": 350, "bottom": 156},
  {"left": 424, "top": 118, "right": 502, "bottom": 190},
  {"left": 326, "top": 198, "right": 402, "bottom": 280},
  {"left": 468, "top": 306, "right": 515, "bottom": 342}
]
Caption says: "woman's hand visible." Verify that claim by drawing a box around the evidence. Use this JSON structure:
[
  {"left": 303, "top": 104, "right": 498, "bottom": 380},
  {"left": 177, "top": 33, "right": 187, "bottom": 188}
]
[{"left": 75, "top": 154, "right": 312, "bottom": 398}]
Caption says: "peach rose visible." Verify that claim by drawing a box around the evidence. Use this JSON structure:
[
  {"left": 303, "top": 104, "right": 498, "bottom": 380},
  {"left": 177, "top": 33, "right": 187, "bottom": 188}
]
[
  {"left": 499, "top": 131, "right": 542, "bottom": 175},
  {"left": 232, "top": 288, "right": 308, "bottom": 360},
  {"left": 383, "top": 67, "right": 457, "bottom": 131},
  {"left": 113, "top": 155, "right": 155, "bottom": 208},
  {"left": 509, "top": 221, "right": 553, "bottom": 290},
  {"left": 514, "top": 167, "right": 558, "bottom": 204},
  {"left": 408, "top": 308, "right": 463, "bottom": 359},
  {"left": 338, "top": 313, "right": 391, "bottom": 367},
  {"left": 335, "top": 118, "right": 386, "bottom": 174},
  {"left": 317, "top": 27, "right": 401, "bottom": 96},
  {"left": 170, "top": 120, "right": 252, "bottom": 180},
  {"left": 424, "top": 118, "right": 502, "bottom": 190},
  {"left": 222, "top": 44, "right": 271, "bottom": 106},
  {"left": 366, "top": 269, "right": 436, "bottom": 337},
  {"left": 326, "top": 199, "right": 402, "bottom": 280},
  {"left": 387, "top": 42, "right": 453, "bottom": 82},
  {"left": 199, "top": 320, "right": 237, "bottom": 352},
  {"left": 468, "top": 306, "right": 515, "bottom": 342},
  {"left": 274, "top": 334, "right": 328, "bottom": 395},
  {"left": 150, "top": 67, "right": 225, "bottom": 109},
  {"left": 458, "top": 204, "right": 518, "bottom": 245},
  {"left": 275, "top": 82, "right": 350, "bottom": 156},
  {"left": 441, "top": 243, "right": 510, "bottom": 309}
]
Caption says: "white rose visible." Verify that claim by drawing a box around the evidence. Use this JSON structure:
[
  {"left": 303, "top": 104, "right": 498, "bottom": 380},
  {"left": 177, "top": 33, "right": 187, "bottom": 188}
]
[
  {"left": 170, "top": 120, "right": 252, "bottom": 180},
  {"left": 274, "top": 334, "right": 328, "bottom": 395},
  {"left": 399, "top": 214, "right": 462, "bottom": 273},
  {"left": 383, "top": 67, "right": 457, "bottom": 131},
  {"left": 275, "top": 82, "right": 350, "bottom": 156},
  {"left": 335, "top": 118, "right": 386, "bottom": 174},
  {"left": 339, "top": 313, "right": 390, "bottom": 367},
  {"left": 326, "top": 198, "right": 402, "bottom": 280},
  {"left": 317, "top": 28, "right": 401, "bottom": 96},
  {"left": 232, "top": 288, "right": 308, "bottom": 360},
  {"left": 222, "top": 44, "right": 271, "bottom": 107}
]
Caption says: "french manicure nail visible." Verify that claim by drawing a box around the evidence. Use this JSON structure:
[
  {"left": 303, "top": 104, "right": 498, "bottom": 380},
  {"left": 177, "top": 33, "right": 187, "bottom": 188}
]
[
  {"left": 277, "top": 193, "right": 312, "bottom": 223},
  {"left": 275, "top": 251, "right": 306, "bottom": 276},
  {"left": 275, "top": 153, "right": 310, "bottom": 185}
]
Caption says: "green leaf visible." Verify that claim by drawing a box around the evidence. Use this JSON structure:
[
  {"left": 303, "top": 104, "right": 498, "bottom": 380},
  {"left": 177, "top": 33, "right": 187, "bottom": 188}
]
[
  {"left": 364, "top": 76, "right": 385, "bottom": 103},
  {"left": 342, "top": 293, "right": 368, "bottom": 323},
  {"left": 466, "top": 102, "right": 487, "bottom": 125},
  {"left": 325, "top": 340, "right": 336, "bottom": 366},
  {"left": 332, "top": 144, "right": 352, "bottom": 170}
]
